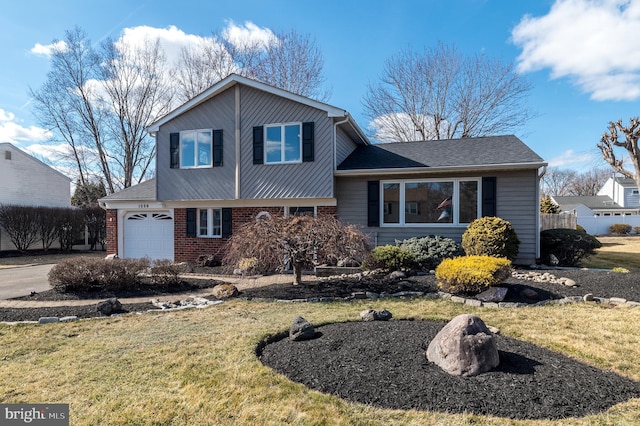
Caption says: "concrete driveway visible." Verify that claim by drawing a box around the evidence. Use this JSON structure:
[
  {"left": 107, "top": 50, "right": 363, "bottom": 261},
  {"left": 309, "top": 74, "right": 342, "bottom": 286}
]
[{"left": 0, "top": 264, "right": 54, "bottom": 299}]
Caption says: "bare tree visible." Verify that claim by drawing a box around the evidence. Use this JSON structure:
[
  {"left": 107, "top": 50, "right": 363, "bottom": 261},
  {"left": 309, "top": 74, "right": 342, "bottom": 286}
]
[
  {"left": 173, "top": 36, "right": 239, "bottom": 102},
  {"left": 568, "top": 168, "right": 611, "bottom": 196},
  {"left": 541, "top": 168, "right": 577, "bottom": 196},
  {"left": 30, "top": 26, "right": 173, "bottom": 193},
  {"left": 598, "top": 117, "right": 640, "bottom": 194},
  {"left": 174, "top": 29, "right": 329, "bottom": 103},
  {"left": 30, "top": 27, "right": 107, "bottom": 192},
  {"left": 252, "top": 30, "right": 329, "bottom": 101},
  {"left": 223, "top": 215, "right": 369, "bottom": 285},
  {"left": 100, "top": 36, "right": 174, "bottom": 189},
  {"left": 363, "top": 42, "right": 534, "bottom": 142}
]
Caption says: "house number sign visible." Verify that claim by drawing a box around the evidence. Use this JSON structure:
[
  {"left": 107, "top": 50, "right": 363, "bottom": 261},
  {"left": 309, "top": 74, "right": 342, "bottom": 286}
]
[{"left": 138, "top": 204, "right": 150, "bottom": 208}]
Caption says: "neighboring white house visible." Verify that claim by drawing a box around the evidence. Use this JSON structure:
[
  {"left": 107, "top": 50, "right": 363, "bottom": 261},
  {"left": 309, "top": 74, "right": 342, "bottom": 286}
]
[
  {"left": 0, "top": 143, "right": 71, "bottom": 251},
  {"left": 551, "top": 175, "right": 640, "bottom": 235}
]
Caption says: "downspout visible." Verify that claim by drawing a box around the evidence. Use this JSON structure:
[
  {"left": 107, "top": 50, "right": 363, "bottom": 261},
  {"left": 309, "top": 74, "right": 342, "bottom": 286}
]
[
  {"left": 536, "top": 166, "right": 546, "bottom": 260},
  {"left": 235, "top": 85, "right": 241, "bottom": 199},
  {"left": 332, "top": 116, "right": 350, "bottom": 202},
  {"left": 333, "top": 117, "right": 350, "bottom": 171}
]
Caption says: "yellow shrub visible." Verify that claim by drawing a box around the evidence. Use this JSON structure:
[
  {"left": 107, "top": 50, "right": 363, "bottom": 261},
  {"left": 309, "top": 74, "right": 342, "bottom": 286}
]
[{"left": 435, "top": 255, "right": 512, "bottom": 295}]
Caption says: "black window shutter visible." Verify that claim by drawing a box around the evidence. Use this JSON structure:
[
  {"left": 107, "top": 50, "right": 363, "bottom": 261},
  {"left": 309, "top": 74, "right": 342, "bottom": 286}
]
[
  {"left": 222, "top": 208, "right": 232, "bottom": 238},
  {"left": 482, "top": 177, "right": 497, "bottom": 217},
  {"left": 213, "top": 129, "right": 223, "bottom": 167},
  {"left": 302, "top": 122, "right": 314, "bottom": 162},
  {"left": 367, "top": 180, "right": 380, "bottom": 227},
  {"left": 186, "top": 208, "right": 197, "bottom": 237},
  {"left": 170, "top": 133, "right": 180, "bottom": 169},
  {"left": 253, "top": 126, "right": 264, "bottom": 165}
]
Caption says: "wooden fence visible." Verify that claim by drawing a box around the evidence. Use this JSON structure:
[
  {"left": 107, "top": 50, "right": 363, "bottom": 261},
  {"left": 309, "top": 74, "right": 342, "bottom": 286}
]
[{"left": 540, "top": 213, "right": 576, "bottom": 231}]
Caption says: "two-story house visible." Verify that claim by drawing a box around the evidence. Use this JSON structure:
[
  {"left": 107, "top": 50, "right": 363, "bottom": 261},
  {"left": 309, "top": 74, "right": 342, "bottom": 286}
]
[
  {"left": 0, "top": 143, "right": 71, "bottom": 251},
  {"left": 99, "top": 74, "right": 546, "bottom": 265}
]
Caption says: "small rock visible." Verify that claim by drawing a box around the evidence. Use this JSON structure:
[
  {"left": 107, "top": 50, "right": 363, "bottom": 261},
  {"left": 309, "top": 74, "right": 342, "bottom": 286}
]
[
  {"left": 212, "top": 284, "right": 239, "bottom": 299},
  {"left": 60, "top": 316, "right": 78, "bottom": 322},
  {"left": 38, "top": 317, "right": 60, "bottom": 324},
  {"left": 476, "top": 287, "right": 508, "bottom": 303},
  {"left": 487, "top": 325, "right": 501, "bottom": 335},
  {"left": 561, "top": 278, "right": 577, "bottom": 287},
  {"left": 360, "top": 309, "right": 376, "bottom": 322},
  {"left": 104, "top": 254, "right": 118, "bottom": 260},
  {"left": 610, "top": 297, "right": 627, "bottom": 305},
  {"left": 97, "top": 298, "right": 122, "bottom": 315},
  {"left": 583, "top": 293, "right": 594, "bottom": 302},
  {"left": 360, "top": 309, "right": 393, "bottom": 321},
  {"left": 289, "top": 316, "right": 316, "bottom": 341},
  {"left": 388, "top": 270, "right": 406, "bottom": 280}
]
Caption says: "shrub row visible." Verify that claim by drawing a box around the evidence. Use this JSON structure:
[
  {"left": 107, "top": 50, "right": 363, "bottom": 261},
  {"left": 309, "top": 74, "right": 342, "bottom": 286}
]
[{"left": 48, "top": 257, "right": 183, "bottom": 292}]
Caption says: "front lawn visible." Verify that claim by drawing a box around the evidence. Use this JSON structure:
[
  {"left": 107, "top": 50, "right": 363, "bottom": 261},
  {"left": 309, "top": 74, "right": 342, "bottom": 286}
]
[
  {"left": 582, "top": 235, "right": 640, "bottom": 272},
  {"left": 1, "top": 298, "right": 639, "bottom": 425}
]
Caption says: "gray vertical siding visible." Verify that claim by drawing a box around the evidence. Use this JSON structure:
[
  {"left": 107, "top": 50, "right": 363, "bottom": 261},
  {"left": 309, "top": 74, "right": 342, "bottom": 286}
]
[
  {"left": 239, "top": 86, "right": 335, "bottom": 199},
  {"left": 157, "top": 88, "right": 236, "bottom": 201},
  {"left": 335, "top": 169, "right": 540, "bottom": 264}
]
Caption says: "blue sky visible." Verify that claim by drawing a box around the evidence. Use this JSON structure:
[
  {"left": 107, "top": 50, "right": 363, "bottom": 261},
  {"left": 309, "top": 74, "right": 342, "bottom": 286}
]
[{"left": 1, "top": 0, "right": 639, "bottom": 173}]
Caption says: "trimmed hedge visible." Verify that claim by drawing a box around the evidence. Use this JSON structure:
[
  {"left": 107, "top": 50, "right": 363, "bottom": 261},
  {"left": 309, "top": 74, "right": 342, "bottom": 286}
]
[
  {"left": 461, "top": 216, "right": 520, "bottom": 261},
  {"left": 435, "top": 255, "right": 512, "bottom": 295},
  {"left": 362, "top": 245, "right": 415, "bottom": 272},
  {"left": 48, "top": 257, "right": 149, "bottom": 292},
  {"left": 540, "top": 228, "right": 602, "bottom": 267}
]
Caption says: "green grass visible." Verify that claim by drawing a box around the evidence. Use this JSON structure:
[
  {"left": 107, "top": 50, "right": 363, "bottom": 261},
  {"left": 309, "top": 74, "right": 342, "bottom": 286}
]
[
  {"left": 1, "top": 298, "right": 640, "bottom": 425},
  {"left": 581, "top": 235, "right": 640, "bottom": 272}
]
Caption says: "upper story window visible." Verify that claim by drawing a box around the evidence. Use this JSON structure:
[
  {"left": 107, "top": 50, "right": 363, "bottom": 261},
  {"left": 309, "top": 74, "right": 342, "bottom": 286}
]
[
  {"left": 381, "top": 178, "right": 480, "bottom": 226},
  {"left": 265, "top": 123, "right": 302, "bottom": 164},
  {"left": 181, "top": 130, "right": 212, "bottom": 168}
]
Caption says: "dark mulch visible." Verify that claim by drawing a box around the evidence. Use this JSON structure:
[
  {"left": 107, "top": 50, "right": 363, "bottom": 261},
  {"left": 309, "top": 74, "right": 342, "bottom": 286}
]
[
  {"left": 2, "top": 268, "right": 640, "bottom": 323},
  {"left": 240, "top": 268, "right": 640, "bottom": 304},
  {"left": 259, "top": 320, "right": 640, "bottom": 420}
]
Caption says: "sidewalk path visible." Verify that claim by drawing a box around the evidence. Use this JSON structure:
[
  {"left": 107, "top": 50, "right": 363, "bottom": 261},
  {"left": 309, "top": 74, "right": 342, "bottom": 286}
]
[{"left": 0, "top": 273, "right": 304, "bottom": 308}]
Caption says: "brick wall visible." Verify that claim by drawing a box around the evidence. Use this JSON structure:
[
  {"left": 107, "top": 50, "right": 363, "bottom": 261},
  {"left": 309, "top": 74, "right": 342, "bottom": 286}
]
[
  {"left": 173, "top": 205, "right": 337, "bottom": 263},
  {"left": 105, "top": 209, "right": 118, "bottom": 256}
]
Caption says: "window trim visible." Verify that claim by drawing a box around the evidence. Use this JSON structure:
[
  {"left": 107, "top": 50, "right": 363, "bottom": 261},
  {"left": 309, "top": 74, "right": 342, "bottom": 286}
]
[
  {"left": 264, "top": 122, "right": 302, "bottom": 165},
  {"left": 197, "top": 208, "right": 222, "bottom": 238},
  {"left": 380, "top": 177, "right": 481, "bottom": 227},
  {"left": 180, "top": 129, "right": 213, "bottom": 169}
]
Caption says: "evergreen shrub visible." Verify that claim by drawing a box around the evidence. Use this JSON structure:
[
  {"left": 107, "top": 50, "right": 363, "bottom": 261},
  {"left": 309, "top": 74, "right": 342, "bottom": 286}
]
[
  {"left": 396, "top": 235, "right": 463, "bottom": 271},
  {"left": 435, "top": 255, "right": 512, "bottom": 295},
  {"left": 461, "top": 216, "right": 520, "bottom": 261}
]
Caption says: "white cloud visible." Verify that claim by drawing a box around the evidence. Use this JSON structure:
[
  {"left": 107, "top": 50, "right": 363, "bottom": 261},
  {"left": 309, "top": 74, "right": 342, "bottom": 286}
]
[
  {"left": 30, "top": 40, "right": 67, "bottom": 57},
  {"left": 222, "top": 20, "right": 276, "bottom": 49},
  {"left": 0, "top": 108, "right": 51, "bottom": 143},
  {"left": 547, "top": 149, "right": 596, "bottom": 168},
  {"left": 512, "top": 0, "right": 640, "bottom": 101}
]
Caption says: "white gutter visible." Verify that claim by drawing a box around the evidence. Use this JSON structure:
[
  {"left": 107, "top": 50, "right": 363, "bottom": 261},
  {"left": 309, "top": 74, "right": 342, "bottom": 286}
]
[{"left": 334, "top": 162, "right": 548, "bottom": 177}]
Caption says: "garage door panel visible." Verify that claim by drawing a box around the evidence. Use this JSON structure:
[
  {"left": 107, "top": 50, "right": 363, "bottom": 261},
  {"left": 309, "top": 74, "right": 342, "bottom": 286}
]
[{"left": 124, "top": 212, "right": 174, "bottom": 261}]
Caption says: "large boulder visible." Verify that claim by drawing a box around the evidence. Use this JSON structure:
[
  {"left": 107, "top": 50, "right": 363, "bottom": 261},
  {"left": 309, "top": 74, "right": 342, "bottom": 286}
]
[
  {"left": 426, "top": 314, "right": 499, "bottom": 377},
  {"left": 212, "top": 284, "right": 239, "bottom": 299},
  {"left": 96, "top": 298, "right": 122, "bottom": 316},
  {"left": 289, "top": 316, "right": 316, "bottom": 341}
]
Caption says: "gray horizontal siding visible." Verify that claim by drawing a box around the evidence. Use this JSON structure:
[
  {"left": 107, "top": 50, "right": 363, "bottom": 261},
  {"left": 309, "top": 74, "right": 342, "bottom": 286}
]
[
  {"left": 335, "top": 169, "right": 540, "bottom": 264},
  {"left": 239, "top": 86, "right": 334, "bottom": 199},
  {"left": 157, "top": 88, "right": 236, "bottom": 201}
]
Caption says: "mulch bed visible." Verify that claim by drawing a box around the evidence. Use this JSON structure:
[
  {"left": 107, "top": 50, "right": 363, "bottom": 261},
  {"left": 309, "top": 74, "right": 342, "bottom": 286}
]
[{"left": 259, "top": 320, "right": 640, "bottom": 420}]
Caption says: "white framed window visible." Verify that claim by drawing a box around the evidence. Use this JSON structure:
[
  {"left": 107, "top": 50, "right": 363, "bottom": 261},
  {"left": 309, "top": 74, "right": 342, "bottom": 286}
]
[
  {"left": 198, "top": 208, "right": 222, "bottom": 237},
  {"left": 181, "top": 129, "right": 212, "bottom": 168},
  {"left": 265, "top": 123, "right": 302, "bottom": 164},
  {"left": 381, "top": 178, "right": 480, "bottom": 226}
]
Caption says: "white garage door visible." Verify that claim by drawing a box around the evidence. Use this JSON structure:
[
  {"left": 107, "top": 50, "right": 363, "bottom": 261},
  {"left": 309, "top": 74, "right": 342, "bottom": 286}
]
[{"left": 123, "top": 212, "right": 174, "bottom": 261}]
